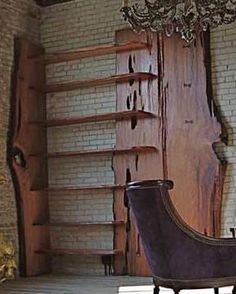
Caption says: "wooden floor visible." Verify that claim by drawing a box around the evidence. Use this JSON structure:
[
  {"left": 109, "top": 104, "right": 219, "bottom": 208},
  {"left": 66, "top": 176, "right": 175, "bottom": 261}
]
[{"left": 0, "top": 275, "right": 234, "bottom": 294}]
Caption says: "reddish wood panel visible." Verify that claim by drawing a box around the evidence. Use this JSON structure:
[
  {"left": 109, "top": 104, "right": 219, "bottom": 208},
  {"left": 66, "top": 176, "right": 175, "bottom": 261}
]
[
  {"left": 36, "top": 249, "right": 123, "bottom": 256},
  {"left": 45, "top": 146, "right": 158, "bottom": 158},
  {"left": 114, "top": 29, "right": 225, "bottom": 277},
  {"left": 33, "top": 221, "right": 125, "bottom": 226},
  {"left": 45, "top": 110, "right": 156, "bottom": 127},
  {"left": 8, "top": 39, "right": 50, "bottom": 276},
  {"left": 46, "top": 72, "right": 157, "bottom": 93},
  {"left": 114, "top": 29, "right": 163, "bottom": 276},
  {"left": 45, "top": 41, "right": 148, "bottom": 64},
  {"left": 32, "top": 184, "right": 125, "bottom": 192},
  {"left": 161, "top": 32, "right": 225, "bottom": 236}
]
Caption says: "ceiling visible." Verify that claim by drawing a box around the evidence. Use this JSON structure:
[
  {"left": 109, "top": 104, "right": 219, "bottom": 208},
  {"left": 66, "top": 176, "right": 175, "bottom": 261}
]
[{"left": 35, "top": 0, "right": 73, "bottom": 6}]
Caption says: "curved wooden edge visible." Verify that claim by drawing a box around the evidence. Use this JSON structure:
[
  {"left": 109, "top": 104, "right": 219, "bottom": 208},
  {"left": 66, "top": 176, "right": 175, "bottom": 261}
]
[
  {"left": 8, "top": 38, "right": 51, "bottom": 277},
  {"left": 7, "top": 37, "right": 27, "bottom": 277}
]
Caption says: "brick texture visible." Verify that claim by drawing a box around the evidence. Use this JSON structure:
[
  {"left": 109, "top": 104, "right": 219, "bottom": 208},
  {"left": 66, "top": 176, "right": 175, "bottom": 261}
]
[
  {"left": 41, "top": 0, "right": 126, "bottom": 275},
  {"left": 211, "top": 22, "right": 236, "bottom": 237},
  {"left": 40, "top": 0, "right": 236, "bottom": 274},
  {"left": 1, "top": 0, "right": 236, "bottom": 277},
  {"left": 0, "top": 0, "right": 40, "bottom": 269}
]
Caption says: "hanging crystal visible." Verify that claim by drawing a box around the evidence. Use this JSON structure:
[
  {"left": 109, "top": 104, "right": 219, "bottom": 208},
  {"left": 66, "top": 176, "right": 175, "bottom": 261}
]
[{"left": 121, "top": 0, "right": 236, "bottom": 43}]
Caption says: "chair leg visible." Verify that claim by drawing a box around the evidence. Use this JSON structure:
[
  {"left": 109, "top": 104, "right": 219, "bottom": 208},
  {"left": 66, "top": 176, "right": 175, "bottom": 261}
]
[
  {"left": 214, "top": 288, "right": 219, "bottom": 294},
  {"left": 232, "top": 286, "right": 236, "bottom": 294},
  {"left": 153, "top": 286, "right": 160, "bottom": 294},
  {"left": 174, "top": 290, "right": 180, "bottom": 294}
]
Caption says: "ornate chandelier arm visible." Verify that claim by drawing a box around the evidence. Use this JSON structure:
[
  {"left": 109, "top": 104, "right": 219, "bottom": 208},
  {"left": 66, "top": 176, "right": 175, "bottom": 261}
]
[
  {"left": 121, "top": 0, "right": 178, "bottom": 32},
  {"left": 121, "top": 0, "right": 236, "bottom": 43},
  {"left": 121, "top": 6, "right": 152, "bottom": 30},
  {"left": 196, "top": 0, "right": 236, "bottom": 28}
]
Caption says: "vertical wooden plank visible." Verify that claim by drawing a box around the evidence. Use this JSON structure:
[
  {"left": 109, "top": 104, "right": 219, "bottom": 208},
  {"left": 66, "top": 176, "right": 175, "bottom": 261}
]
[
  {"left": 114, "top": 29, "right": 163, "bottom": 276},
  {"left": 8, "top": 38, "right": 50, "bottom": 276},
  {"left": 162, "top": 31, "right": 225, "bottom": 236}
]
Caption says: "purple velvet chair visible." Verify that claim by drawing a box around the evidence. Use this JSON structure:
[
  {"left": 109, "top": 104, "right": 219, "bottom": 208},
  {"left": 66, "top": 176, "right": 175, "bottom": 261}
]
[{"left": 126, "top": 180, "right": 236, "bottom": 294}]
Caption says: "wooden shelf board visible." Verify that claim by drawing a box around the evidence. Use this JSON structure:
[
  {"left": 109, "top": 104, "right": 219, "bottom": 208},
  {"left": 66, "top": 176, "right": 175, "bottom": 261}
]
[
  {"left": 30, "top": 146, "right": 158, "bottom": 159},
  {"left": 36, "top": 248, "right": 123, "bottom": 256},
  {"left": 46, "top": 72, "right": 157, "bottom": 93},
  {"left": 45, "top": 110, "right": 156, "bottom": 127},
  {"left": 31, "top": 184, "right": 125, "bottom": 192},
  {"left": 44, "top": 42, "right": 149, "bottom": 64},
  {"left": 33, "top": 221, "right": 125, "bottom": 227}
]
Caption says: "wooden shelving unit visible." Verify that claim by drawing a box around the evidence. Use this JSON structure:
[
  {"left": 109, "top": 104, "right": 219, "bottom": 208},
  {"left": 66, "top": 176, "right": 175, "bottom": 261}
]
[
  {"left": 42, "top": 110, "right": 156, "bottom": 127},
  {"left": 44, "top": 41, "right": 149, "bottom": 64},
  {"left": 30, "top": 146, "right": 158, "bottom": 159},
  {"left": 33, "top": 221, "right": 125, "bottom": 227},
  {"left": 29, "top": 41, "right": 148, "bottom": 64},
  {"left": 36, "top": 248, "right": 122, "bottom": 256},
  {"left": 46, "top": 72, "right": 157, "bottom": 93},
  {"left": 35, "top": 248, "right": 123, "bottom": 276},
  {"left": 27, "top": 38, "right": 157, "bottom": 276},
  {"left": 31, "top": 184, "right": 125, "bottom": 192}
]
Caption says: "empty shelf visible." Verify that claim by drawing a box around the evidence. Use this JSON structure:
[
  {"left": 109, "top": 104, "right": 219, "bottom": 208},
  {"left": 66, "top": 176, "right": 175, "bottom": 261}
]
[
  {"left": 44, "top": 41, "right": 149, "bottom": 64},
  {"left": 33, "top": 221, "right": 125, "bottom": 227},
  {"left": 36, "top": 248, "right": 122, "bottom": 256},
  {"left": 30, "top": 146, "right": 158, "bottom": 159},
  {"left": 45, "top": 110, "right": 156, "bottom": 127},
  {"left": 46, "top": 72, "right": 157, "bottom": 93},
  {"left": 31, "top": 184, "right": 125, "bottom": 192}
]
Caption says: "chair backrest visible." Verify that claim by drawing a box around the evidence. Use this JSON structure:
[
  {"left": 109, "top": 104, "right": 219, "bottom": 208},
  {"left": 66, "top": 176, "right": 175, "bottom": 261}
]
[
  {"left": 126, "top": 180, "right": 175, "bottom": 278},
  {"left": 126, "top": 180, "right": 236, "bottom": 280}
]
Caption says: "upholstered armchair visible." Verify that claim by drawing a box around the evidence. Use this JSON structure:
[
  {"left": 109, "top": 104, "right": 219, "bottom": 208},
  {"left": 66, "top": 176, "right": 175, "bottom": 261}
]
[{"left": 126, "top": 180, "right": 236, "bottom": 294}]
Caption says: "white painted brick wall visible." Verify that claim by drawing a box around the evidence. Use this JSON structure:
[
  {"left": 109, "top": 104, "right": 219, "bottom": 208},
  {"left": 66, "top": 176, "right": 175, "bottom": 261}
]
[
  {"left": 41, "top": 0, "right": 126, "bottom": 275},
  {"left": 211, "top": 22, "right": 236, "bottom": 237},
  {"left": 50, "top": 226, "right": 113, "bottom": 275},
  {"left": 46, "top": 55, "right": 116, "bottom": 82},
  {"left": 0, "top": 0, "right": 40, "bottom": 268},
  {"left": 48, "top": 155, "right": 114, "bottom": 186},
  {"left": 0, "top": 0, "right": 235, "bottom": 278},
  {"left": 49, "top": 190, "right": 113, "bottom": 222},
  {"left": 47, "top": 122, "right": 116, "bottom": 153},
  {"left": 41, "top": 0, "right": 236, "bottom": 274},
  {"left": 46, "top": 86, "right": 116, "bottom": 119}
]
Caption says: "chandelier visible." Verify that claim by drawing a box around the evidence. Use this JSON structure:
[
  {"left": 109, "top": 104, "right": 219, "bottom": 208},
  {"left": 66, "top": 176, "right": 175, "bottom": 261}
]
[{"left": 121, "top": 0, "right": 236, "bottom": 43}]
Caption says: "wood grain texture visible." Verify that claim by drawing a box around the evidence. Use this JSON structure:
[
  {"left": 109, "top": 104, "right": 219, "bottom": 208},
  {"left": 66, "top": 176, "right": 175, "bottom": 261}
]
[
  {"left": 46, "top": 72, "right": 157, "bottom": 93},
  {"left": 33, "top": 221, "right": 125, "bottom": 226},
  {"left": 113, "top": 29, "right": 225, "bottom": 277},
  {"left": 161, "top": 31, "right": 225, "bottom": 236},
  {"left": 45, "top": 110, "right": 156, "bottom": 127},
  {"left": 44, "top": 42, "right": 149, "bottom": 64},
  {"left": 29, "top": 146, "right": 158, "bottom": 158},
  {"left": 114, "top": 29, "right": 163, "bottom": 276},
  {"left": 31, "top": 184, "right": 125, "bottom": 192},
  {"left": 8, "top": 39, "right": 50, "bottom": 276},
  {"left": 36, "top": 249, "right": 122, "bottom": 256}
]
